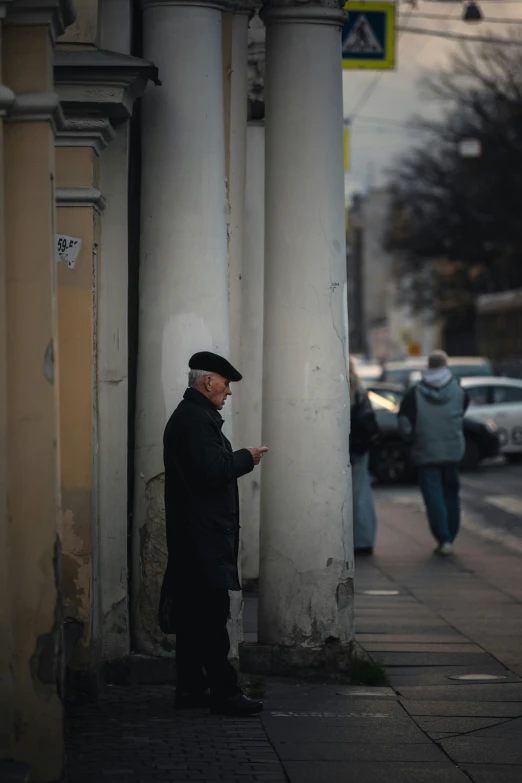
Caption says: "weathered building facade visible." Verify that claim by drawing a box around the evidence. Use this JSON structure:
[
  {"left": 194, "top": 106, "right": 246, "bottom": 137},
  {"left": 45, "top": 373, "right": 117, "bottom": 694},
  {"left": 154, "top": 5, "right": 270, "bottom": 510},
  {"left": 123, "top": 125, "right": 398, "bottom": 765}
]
[{"left": 1, "top": 0, "right": 354, "bottom": 778}]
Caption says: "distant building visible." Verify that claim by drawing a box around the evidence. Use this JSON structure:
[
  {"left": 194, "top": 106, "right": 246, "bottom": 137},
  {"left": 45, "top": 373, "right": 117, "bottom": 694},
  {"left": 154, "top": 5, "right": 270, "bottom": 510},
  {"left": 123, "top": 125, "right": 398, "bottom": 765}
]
[{"left": 347, "top": 188, "right": 441, "bottom": 361}]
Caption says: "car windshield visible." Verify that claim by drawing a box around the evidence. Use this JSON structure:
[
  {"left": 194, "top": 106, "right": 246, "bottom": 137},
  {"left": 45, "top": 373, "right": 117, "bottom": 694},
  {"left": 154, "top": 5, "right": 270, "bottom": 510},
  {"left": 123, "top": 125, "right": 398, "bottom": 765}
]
[
  {"left": 449, "top": 363, "right": 493, "bottom": 379},
  {"left": 382, "top": 367, "right": 422, "bottom": 386}
]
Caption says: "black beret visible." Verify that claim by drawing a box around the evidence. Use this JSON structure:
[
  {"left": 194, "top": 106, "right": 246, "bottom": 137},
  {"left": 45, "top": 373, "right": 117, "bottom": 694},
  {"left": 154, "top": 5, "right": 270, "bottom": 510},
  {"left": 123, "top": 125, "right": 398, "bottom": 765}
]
[{"left": 189, "top": 351, "right": 242, "bottom": 382}]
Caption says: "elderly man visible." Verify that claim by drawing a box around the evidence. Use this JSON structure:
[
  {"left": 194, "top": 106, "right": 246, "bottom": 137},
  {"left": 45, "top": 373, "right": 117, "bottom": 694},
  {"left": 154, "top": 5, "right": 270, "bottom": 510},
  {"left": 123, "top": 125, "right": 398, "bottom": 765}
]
[
  {"left": 399, "top": 350, "right": 469, "bottom": 556},
  {"left": 161, "top": 351, "right": 267, "bottom": 716}
]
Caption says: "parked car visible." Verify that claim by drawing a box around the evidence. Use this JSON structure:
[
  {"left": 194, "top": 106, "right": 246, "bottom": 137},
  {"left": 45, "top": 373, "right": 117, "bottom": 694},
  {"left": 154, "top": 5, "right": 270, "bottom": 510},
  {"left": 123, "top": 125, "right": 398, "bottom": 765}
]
[
  {"left": 365, "top": 382, "right": 405, "bottom": 407},
  {"left": 353, "top": 357, "right": 382, "bottom": 385},
  {"left": 367, "top": 391, "right": 500, "bottom": 484},
  {"left": 460, "top": 377, "right": 522, "bottom": 464},
  {"left": 381, "top": 356, "right": 494, "bottom": 388}
]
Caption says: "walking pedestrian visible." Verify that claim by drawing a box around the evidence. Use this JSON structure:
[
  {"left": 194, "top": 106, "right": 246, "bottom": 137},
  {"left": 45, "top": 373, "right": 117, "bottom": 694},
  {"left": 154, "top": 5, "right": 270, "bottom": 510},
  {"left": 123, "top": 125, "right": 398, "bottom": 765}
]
[
  {"left": 349, "top": 358, "right": 379, "bottom": 556},
  {"left": 159, "top": 351, "right": 267, "bottom": 715},
  {"left": 398, "top": 350, "right": 469, "bottom": 555}
]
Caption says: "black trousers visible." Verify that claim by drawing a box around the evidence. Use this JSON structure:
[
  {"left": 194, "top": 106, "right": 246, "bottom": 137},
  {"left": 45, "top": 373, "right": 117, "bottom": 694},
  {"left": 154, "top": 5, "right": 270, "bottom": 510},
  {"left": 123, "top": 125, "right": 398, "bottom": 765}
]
[{"left": 175, "top": 586, "right": 240, "bottom": 700}]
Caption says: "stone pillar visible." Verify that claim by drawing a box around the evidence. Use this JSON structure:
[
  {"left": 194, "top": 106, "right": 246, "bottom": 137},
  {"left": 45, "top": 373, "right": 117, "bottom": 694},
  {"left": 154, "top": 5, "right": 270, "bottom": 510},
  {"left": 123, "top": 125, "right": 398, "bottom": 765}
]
[
  {"left": 1, "top": 0, "right": 75, "bottom": 775},
  {"left": 135, "top": 0, "right": 231, "bottom": 654},
  {"left": 258, "top": 0, "right": 353, "bottom": 666},
  {"left": 54, "top": 46, "right": 155, "bottom": 667},
  {"left": 227, "top": 3, "right": 251, "bottom": 373},
  {"left": 240, "top": 13, "right": 265, "bottom": 584},
  {"left": 0, "top": 5, "right": 15, "bottom": 762}
]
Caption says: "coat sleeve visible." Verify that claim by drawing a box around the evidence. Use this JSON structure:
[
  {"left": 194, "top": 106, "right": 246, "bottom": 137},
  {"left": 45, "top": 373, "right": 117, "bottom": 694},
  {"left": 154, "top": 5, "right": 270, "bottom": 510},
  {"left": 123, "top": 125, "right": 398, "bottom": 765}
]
[
  {"left": 185, "top": 415, "right": 254, "bottom": 489},
  {"left": 463, "top": 390, "right": 470, "bottom": 413},
  {"left": 398, "top": 389, "right": 416, "bottom": 442}
]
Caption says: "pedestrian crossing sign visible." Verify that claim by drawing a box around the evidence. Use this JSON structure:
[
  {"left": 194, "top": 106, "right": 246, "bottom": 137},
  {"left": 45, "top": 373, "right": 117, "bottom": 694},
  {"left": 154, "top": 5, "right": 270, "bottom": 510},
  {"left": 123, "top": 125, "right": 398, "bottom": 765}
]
[{"left": 342, "top": 2, "right": 396, "bottom": 71}]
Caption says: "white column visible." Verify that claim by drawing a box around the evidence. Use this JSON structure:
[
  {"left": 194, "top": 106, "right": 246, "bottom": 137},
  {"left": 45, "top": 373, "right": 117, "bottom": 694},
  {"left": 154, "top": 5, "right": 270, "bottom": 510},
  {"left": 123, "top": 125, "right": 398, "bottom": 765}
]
[
  {"left": 239, "top": 12, "right": 265, "bottom": 583},
  {"left": 258, "top": 0, "right": 353, "bottom": 657},
  {"left": 240, "top": 121, "right": 264, "bottom": 582},
  {"left": 225, "top": 5, "right": 251, "bottom": 658},
  {"left": 227, "top": 7, "right": 250, "bottom": 374},
  {"left": 135, "top": 0, "right": 231, "bottom": 653},
  {"left": 97, "top": 3, "right": 132, "bottom": 663},
  {"left": 98, "top": 123, "right": 131, "bottom": 660}
]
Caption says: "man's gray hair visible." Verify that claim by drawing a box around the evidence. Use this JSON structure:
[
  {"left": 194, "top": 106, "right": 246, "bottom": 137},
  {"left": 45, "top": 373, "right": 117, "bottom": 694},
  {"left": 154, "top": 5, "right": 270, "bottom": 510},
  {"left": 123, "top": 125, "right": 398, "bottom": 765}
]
[
  {"left": 428, "top": 350, "right": 449, "bottom": 369},
  {"left": 188, "top": 369, "right": 215, "bottom": 388}
]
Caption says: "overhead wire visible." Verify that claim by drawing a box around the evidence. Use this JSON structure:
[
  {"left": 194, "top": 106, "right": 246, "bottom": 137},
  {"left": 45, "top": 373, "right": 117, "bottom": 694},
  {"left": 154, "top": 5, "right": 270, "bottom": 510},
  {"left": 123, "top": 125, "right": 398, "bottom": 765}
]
[
  {"left": 400, "top": 12, "right": 522, "bottom": 25},
  {"left": 397, "top": 25, "right": 522, "bottom": 44},
  {"left": 347, "top": 5, "right": 416, "bottom": 121}
]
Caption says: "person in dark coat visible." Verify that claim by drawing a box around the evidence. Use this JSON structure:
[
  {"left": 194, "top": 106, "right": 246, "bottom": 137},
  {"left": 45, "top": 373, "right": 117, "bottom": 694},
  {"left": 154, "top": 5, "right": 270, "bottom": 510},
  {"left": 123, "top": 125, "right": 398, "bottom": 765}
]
[{"left": 161, "top": 351, "right": 267, "bottom": 716}]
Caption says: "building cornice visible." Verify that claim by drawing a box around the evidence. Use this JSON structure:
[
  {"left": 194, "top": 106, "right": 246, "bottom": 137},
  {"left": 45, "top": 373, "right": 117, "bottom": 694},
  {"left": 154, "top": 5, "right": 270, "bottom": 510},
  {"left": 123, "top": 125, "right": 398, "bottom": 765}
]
[
  {"left": 0, "top": 0, "right": 13, "bottom": 20},
  {"left": 233, "top": 0, "right": 261, "bottom": 16},
  {"left": 56, "top": 115, "right": 116, "bottom": 155},
  {"left": 56, "top": 187, "right": 107, "bottom": 214},
  {"left": 5, "top": 0, "right": 76, "bottom": 44},
  {"left": 54, "top": 48, "right": 160, "bottom": 121},
  {"left": 6, "top": 91, "right": 65, "bottom": 132},
  {"left": 0, "top": 85, "right": 15, "bottom": 117},
  {"left": 260, "top": 0, "right": 345, "bottom": 26},
  {"left": 142, "top": 0, "right": 234, "bottom": 10}
]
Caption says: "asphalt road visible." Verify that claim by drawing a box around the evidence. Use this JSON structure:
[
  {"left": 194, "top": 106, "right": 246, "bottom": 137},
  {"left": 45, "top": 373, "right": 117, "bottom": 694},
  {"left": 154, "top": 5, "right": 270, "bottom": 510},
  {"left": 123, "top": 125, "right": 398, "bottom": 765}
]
[{"left": 374, "top": 459, "right": 522, "bottom": 552}]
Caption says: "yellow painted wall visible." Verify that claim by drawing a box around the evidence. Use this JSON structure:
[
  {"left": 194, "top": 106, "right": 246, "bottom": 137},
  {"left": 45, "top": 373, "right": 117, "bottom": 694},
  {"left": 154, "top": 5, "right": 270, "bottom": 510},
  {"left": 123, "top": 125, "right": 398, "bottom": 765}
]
[
  {"left": 56, "top": 146, "right": 98, "bottom": 670},
  {"left": 3, "top": 24, "right": 63, "bottom": 779}
]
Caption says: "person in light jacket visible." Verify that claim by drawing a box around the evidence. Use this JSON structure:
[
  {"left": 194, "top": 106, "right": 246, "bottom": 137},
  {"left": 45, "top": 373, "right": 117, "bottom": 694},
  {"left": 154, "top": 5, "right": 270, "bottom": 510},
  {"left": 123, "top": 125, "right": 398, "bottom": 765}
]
[{"left": 399, "top": 350, "right": 469, "bottom": 556}]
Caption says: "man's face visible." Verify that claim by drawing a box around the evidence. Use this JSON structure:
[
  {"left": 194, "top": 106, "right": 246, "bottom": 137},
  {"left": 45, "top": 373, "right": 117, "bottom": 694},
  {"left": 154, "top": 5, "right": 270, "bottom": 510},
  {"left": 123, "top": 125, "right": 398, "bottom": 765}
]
[{"left": 207, "top": 374, "right": 232, "bottom": 410}]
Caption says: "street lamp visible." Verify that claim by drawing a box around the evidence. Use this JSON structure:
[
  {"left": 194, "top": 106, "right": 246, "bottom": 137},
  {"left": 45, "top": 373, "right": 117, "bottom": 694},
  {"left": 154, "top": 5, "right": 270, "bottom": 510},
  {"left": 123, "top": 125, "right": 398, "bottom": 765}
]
[
  {"left": 462, "top": 1, "right": 482, "bottom": 22},
  {"left": 458, "top": 137, "right": 482, "bottom": 159}
]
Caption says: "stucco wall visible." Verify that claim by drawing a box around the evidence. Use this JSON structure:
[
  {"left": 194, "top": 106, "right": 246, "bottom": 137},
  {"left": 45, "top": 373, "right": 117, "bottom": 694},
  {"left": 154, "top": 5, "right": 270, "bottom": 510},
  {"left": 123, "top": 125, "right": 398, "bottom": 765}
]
[{"left": 56, "top": 146, "right": 100, "bottom": 672}]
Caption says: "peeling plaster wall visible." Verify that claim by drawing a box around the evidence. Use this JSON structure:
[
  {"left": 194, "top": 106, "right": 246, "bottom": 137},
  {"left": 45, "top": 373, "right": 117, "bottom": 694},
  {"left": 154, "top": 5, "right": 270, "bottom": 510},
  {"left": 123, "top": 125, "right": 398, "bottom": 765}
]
[
  {"left": 3, "top": 25, "right": 64, "bottom": 779},
  {"left": 56, "top": 146, "right": 100, "bottom": 672}
]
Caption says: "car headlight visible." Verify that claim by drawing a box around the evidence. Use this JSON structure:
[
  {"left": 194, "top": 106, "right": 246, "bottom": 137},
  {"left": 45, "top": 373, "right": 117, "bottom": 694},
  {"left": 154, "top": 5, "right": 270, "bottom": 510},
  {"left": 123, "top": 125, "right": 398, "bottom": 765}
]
[{"left": 485, "top": 418, "right": 498, "bottom": 434}]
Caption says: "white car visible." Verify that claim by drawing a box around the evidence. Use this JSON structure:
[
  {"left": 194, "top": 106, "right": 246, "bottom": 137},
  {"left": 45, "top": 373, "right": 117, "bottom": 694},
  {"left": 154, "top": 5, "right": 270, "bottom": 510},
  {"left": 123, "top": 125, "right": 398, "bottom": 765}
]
[{"left": 461, "top": 377, "right": 522, "bottom": 462}]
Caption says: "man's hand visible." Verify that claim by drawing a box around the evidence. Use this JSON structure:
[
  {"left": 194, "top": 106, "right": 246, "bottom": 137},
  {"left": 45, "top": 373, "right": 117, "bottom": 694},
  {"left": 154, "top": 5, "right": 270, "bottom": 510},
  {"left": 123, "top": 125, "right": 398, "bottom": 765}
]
[{"left": 247, "top": 446, "right": 268, "bottom": 465}]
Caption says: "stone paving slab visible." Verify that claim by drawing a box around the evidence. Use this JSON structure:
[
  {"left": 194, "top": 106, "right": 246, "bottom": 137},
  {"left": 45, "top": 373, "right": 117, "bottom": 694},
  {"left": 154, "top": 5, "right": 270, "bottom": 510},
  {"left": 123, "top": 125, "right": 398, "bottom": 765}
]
[
  {"left": 282, "top": 761, "right": 469, "bottom": 782},
  {"left": 386, "top": 666, "right": 516, "bottom": 687},
  {"left": 400, "top": 700, "right": 522, "bottom": 718},
  {"left": 356, "top": 633, "right": 468, "bottom": 643},
  {"left": 262, "top": 714, "right": 430, "bottom": 745},
  {"left": 372, "top": 652, "right": 498, "bottom": 667},
  {"left": 459, "top": 765, "right": 522, "bottom": 783},
  {"left": 439, "top": 736, "right": 522, "bottom": 765},
  {"left": 362, "top": 642, "right": 484, "bottom": 653},
  {"left": 411, "top": 715, "right": 512, "bottom": 735}
]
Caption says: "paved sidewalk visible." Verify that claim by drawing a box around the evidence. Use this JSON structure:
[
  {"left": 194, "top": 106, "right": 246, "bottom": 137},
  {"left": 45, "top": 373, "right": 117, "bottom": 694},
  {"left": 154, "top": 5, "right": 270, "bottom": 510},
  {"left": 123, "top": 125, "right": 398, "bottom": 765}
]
[{"left": 65, "top": 492, "right": 522, "bottom": 782}]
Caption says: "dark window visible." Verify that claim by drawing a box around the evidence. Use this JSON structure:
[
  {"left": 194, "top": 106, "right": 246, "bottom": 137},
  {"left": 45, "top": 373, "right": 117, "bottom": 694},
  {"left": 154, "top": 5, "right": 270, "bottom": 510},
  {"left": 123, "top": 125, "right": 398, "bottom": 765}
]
[
  {"left": 467, "top": 386, "right": 490, "bottom": 406},
  {"left": 493, "top": 385, "right": 522, "bottom": 404}
]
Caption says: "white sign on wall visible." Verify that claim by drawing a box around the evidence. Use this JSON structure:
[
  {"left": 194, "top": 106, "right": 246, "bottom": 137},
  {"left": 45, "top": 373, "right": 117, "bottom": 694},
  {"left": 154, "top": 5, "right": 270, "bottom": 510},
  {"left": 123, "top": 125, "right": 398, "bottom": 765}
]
[{"left": 56, "top": 235, "right": 82, "bottom": 269}]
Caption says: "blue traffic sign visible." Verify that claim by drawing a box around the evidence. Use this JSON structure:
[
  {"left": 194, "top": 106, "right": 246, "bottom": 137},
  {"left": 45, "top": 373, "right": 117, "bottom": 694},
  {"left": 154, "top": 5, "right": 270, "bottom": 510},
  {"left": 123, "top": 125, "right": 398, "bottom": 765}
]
[{"left": 342, "top": 2, "right": 396, "bottom": 71}]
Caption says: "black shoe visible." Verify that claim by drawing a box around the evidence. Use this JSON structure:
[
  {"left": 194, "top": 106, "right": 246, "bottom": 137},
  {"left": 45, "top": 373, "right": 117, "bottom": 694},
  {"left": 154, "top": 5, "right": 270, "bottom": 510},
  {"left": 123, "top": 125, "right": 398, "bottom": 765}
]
[
  {"left": 210, "top": 693, "right": 263, "bottom": 716},
  {"left": 175, "top": 688, "right": 211, "bottom": 709}
]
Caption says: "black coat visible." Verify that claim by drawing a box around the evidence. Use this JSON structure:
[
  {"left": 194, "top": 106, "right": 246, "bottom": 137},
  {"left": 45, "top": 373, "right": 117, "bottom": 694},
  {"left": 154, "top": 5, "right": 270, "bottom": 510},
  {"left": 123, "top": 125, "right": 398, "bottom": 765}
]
[
  {"left": 350, "top": 389, "right": 379, "bottom": 459},
  {"left": 162, "top": 388, "right": 254, "bottom": 592}
]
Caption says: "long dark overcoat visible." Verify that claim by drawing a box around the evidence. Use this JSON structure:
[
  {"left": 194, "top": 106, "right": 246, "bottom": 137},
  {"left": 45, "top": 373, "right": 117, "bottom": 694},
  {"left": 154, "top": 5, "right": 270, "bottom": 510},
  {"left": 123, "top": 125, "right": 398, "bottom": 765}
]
[{"left": 162, "top": 387, "right": 254, "bottom": 602}]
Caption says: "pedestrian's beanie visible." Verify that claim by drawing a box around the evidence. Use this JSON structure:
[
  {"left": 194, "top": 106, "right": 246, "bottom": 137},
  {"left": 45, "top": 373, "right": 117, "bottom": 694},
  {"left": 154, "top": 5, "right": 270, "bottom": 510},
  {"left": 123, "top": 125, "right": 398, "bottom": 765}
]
[{"left": 189, "top": 351, "right": 243, "bottom": 382}]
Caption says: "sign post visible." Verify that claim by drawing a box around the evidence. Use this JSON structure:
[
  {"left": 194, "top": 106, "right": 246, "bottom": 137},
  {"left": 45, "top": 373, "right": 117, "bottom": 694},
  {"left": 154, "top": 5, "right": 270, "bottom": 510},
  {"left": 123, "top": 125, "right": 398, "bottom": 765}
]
[{"left": 342, "top": 2, "right": 396, "bottom": 71}]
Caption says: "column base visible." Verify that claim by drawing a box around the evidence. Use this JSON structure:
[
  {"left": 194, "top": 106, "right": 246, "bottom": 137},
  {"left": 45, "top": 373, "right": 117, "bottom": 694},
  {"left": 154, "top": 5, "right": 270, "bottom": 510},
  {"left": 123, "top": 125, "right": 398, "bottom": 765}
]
[{"left": 239, "top": 639, "right": 354, "bottom": 679}]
